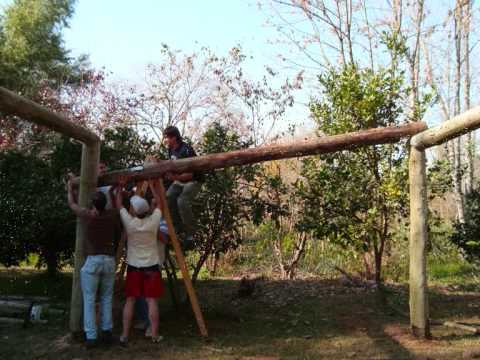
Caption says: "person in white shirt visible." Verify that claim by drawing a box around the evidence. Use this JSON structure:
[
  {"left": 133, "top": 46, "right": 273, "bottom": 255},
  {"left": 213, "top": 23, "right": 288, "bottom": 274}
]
[{"left": 115, "top": 179, "right": 165, "bottom": 345}]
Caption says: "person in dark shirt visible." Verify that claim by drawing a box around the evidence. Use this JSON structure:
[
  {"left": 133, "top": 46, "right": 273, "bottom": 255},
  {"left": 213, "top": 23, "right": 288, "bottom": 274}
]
[
  {"left": 67, "top": 177, "right": 122, "bottom": 348},
  {"left": 163, "top": 126, "right": 202, "bottom": 250}
]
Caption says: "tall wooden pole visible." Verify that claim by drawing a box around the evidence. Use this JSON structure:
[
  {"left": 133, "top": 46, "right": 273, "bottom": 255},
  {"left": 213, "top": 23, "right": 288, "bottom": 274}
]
[
  {"left": 408, "top": 145, "right": 430, "bottom": 338},
  {"left": 69, "top": 142, "right": 100, "bottom": 333},
  {"left": 0, "top": 86, "right": 101, "bottom": 335},
  {"left": 156, "top": 179, "right": 208, "bottom": 337}
]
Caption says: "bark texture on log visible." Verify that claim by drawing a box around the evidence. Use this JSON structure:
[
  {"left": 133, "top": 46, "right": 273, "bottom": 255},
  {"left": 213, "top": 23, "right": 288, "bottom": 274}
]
[
  {"left": 409, "top": 146, "right": 430, "bottom": 339},
  {"left": 411, "top": 106, "right": 480, "bottom": 150},
  {"left": 89, "top": 122, "right": 427, "bottom": 186},
  {"left": 0, "top": 86, "right": 99, "bottom": 145}
]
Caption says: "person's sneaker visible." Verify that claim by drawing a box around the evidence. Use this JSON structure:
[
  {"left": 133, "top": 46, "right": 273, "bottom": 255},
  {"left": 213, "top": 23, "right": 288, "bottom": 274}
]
[
  {"left": 101, "top": 330, "right": 113, "bottom": 346},
  {"left": 85, "top": 339, "right": 97, "bottom": 349},
  {"left": 152, "top": 335, "right": 164, "bottom": 343},
  {"left": 145, "top": 326, "right": 152, "bottom": 338},
  {"left": 119, "top": 335, "right": 128, "bottom": 347}
]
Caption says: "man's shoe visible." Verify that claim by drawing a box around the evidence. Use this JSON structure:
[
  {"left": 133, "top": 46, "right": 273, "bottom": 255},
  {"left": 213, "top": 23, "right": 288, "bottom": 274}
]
[
  {"left": 152, "top": 335, "right": 164, "bottom": 343},
  {"left": 145, "top": 326, "right": 152, "bottom": 338},
  {"left": 119, "top": 335, "right": 128, "bottom": 347},
  {"left": 101, "top": 330, "right": 113, "bottom": 346}
]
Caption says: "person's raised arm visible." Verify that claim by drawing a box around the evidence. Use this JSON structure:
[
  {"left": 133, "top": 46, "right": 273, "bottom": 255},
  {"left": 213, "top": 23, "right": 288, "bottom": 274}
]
[
  {"left": 67, "top": 175, "right": 89, "bottom": 217},
  {"left": 115, "top": 176, "right": 128, "bottom": 210},
  {"left": 148, "top": 179, "right": 163, "bottom": 211}
]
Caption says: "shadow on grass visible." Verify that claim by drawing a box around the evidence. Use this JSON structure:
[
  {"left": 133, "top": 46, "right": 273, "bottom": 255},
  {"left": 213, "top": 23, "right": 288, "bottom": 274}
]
[{"left": 0, "top": 271, "right": 478, "bottom": 359}]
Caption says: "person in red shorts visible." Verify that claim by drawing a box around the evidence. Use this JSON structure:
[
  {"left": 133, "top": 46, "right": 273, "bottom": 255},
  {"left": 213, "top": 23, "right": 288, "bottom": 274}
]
[{"left": 115, "top": 178, "right": 164, "bottom": 345}]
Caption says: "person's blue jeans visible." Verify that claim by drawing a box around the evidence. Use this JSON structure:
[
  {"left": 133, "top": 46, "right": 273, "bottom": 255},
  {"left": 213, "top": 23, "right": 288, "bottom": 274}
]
[{"left": 80, "top": 255, "right": 116, "bottom": 340}]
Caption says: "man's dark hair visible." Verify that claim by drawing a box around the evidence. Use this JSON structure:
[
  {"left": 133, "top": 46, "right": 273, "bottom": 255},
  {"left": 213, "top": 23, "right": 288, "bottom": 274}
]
[
  {"left": 91, "top": 191, "right": 107, "bottom": 212},
  {"left": 163, "top": 126, "right": 182, "bottom": 141}
]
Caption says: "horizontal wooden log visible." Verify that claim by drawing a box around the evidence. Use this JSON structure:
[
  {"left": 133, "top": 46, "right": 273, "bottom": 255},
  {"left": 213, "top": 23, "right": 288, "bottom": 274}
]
[
  {"left": 0, "top": 86, "right": 99, "bottom": 145},
  {"left": 0, "top": 317, "right": 47, "bottom": 325},
  {"left": 411, "top": 106, "right": 480, "bottom": 150},
  {"left": 87, "top": 122, "right": 427, "bottom": 186},
  {"left": 0, "top": 300, "right": 31, "bottom": 309}
]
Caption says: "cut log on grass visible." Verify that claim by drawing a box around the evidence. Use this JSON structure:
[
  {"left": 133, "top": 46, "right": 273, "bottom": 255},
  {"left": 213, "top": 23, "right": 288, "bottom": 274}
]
[
  {"left": 0, "top": 317, "right": 47, "bottom": 325},
  {"left": 0, "top": 295, "right": 50, "bottom": 302},
  {"left": 431, "top": 320, "right": 480, "bottom": 334},
  {"left": 73, "top": 122, "right": 427, "bottom": 186},
  {"left": 0, "top": 317, "right": 25, "bottom": 325},
  {"left": 0, "top": 300, "right": 31, "bottom": 309}
]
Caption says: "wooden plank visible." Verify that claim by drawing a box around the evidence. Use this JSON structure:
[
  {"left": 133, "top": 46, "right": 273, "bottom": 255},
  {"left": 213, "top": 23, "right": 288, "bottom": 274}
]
[
  {"left": 84, "top": 122, "right": 427, "bottom": 186},
  {"left": 409, "top": 146, "right": 430, "bottom": 338},
  {"left": 0, "top": 86, "right": 99, "bottom": 145},
  {"left": 156, "top": 179, "right": 208, "bottom": 337},
  {"left": 411, "top": 105, "right": 480, "bottom": 149}
]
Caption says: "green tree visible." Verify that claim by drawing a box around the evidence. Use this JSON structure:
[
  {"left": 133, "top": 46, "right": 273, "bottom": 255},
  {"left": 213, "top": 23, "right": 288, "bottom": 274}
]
[
  {"left": 450, "top": 189, "right": 480, "bottom": 263},
  {"left": 0, "top": 126, "right": 159, "bottom": 276},
  {"left": 191, "top": 122, "right": 260, "bottom": 282},
  {"left": 0, "top": 0, "right": 85, "bottom": 94},
  {"left": 0, "top": 0, "right": 90, "bottom": 150},
  {"left": 296, "top": 65, "right": 408, "bottom": 284},
  {"left": 252, "top": 161, "right": 309, "bottom": 279}
]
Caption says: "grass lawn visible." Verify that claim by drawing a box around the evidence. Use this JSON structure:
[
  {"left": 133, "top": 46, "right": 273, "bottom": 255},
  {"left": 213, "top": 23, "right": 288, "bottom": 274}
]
[{"left": 1, "top": 269, "right": 480, "bottom": 359}]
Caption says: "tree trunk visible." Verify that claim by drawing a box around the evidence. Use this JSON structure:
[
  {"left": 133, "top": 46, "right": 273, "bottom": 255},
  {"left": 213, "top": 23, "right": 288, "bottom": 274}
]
[
  {"left": 463, "top": 0, "right": 474, "bottom": 193},
  {"left": 453, "top": 0, "right": 465, "bottom": 222},
  {"left": 285, "top": 233, "right": 308, "bottom": 280},
  {"left": 374, "top": 248, "right": 383, "bottom": 285}
]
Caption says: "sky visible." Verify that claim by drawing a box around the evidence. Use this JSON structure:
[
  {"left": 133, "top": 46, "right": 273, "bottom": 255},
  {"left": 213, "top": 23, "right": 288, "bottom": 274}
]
[
  {"left": 57, "top": 0, "right": 312, "bottom": 133},
  {"left": 0, "top": 0, "right": 467, "bottom": 134},
  {"left": 63, "top": 0, "right": 280, "bottom": 82}
]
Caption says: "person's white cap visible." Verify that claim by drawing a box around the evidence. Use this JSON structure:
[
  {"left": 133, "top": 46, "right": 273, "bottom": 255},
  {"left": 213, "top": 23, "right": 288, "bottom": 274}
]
[{"left": 130, "top": 195, "right": 149, "bottom": 216}]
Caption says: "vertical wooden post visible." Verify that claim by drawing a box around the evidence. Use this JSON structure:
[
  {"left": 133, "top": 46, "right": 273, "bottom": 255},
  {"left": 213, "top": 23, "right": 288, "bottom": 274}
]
[
  {"left": 157, "top": 179, "right": 208, "bottom": 337},
  {"left": 69, "top": 142, "right": 100, "bottom": 333},
  {"left": 409, "top": 145, "right": 430, "bottom": 338}
]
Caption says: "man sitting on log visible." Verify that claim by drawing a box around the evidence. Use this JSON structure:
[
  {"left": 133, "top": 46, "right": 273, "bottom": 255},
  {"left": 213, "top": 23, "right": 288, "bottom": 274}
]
[
  {"left": 163, "top": 126, "right": 203, "bottom": 250},
  {"left": 67, "top": 176, "right": 122, "bottom": 348}
]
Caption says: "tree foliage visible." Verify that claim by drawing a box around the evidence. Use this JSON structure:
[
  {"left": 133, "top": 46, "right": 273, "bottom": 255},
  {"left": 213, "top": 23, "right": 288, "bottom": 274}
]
[
  {"left": 295, "top": 65, "right": 408, "bottom": 283},
  {"left": 0, "top": 126, "right": 158, "bottom": 275},
  {"left": 0, "top": 0, "right": 86, "bottom": 94},
  {"left": 450, "top": 189, "right": 480, "bottom": 263},
  {"left": 191, "top": 122, "right": 260, "bottom": 281}
]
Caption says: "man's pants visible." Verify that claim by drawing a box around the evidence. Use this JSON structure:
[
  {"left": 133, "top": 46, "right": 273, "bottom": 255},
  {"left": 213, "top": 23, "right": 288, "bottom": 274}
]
[
  {"left": 80, "top": 255, "right": 116, "bottom": 340},
  {"left": 166, "top": 181, "right": 201, "bottom": 238}
]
